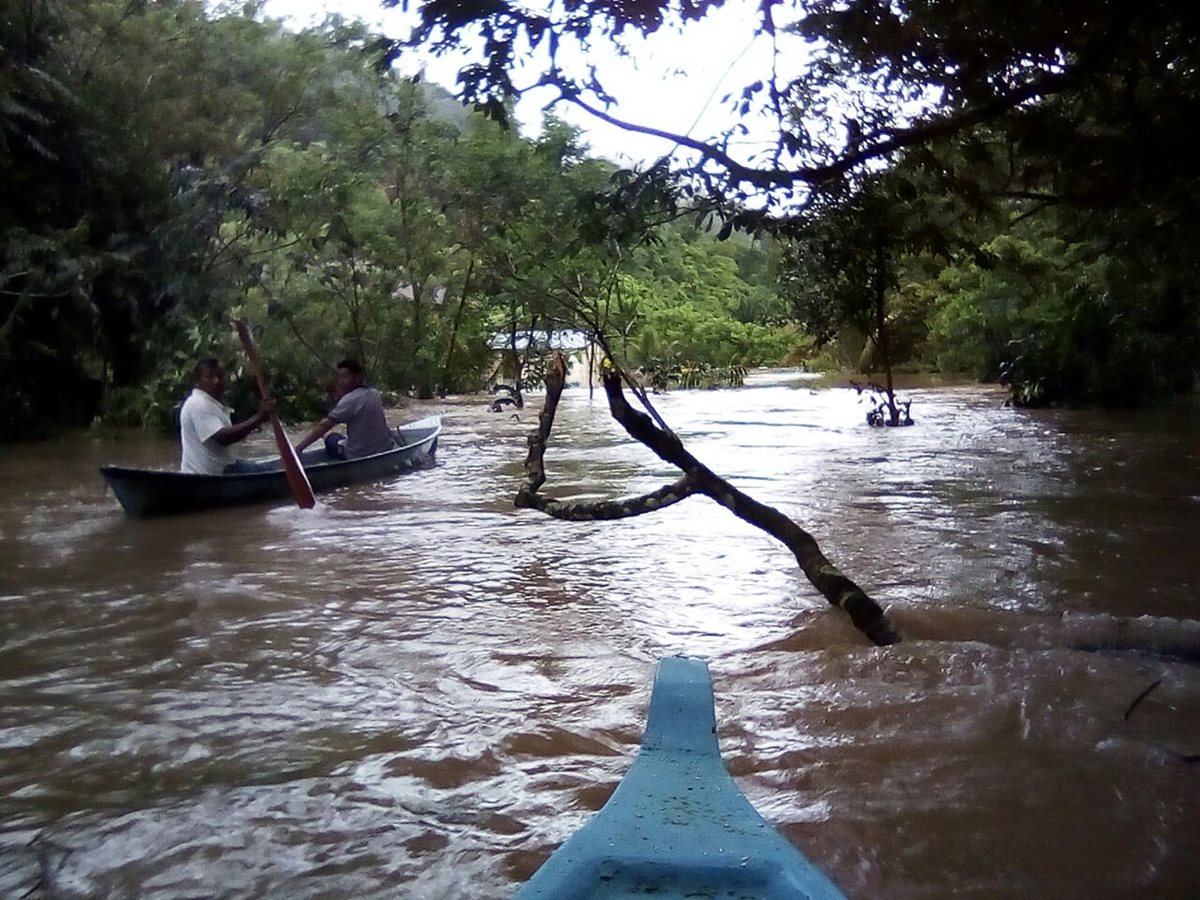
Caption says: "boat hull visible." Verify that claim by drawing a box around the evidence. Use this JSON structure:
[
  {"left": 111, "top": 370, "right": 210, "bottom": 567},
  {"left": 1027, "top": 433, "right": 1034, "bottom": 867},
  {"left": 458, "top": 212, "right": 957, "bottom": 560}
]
[
  {"left": 101, "top": 416, "right": 440, "bottom": 517},
  {"left": 515, "top": 656, "right": 846, "bottom": 899}
]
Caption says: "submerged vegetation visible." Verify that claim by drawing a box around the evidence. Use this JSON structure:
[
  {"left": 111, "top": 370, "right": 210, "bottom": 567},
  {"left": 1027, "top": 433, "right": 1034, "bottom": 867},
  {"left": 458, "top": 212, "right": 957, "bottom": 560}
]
[{"left": 2, "top": 1, "right": 1198, "bottom": 439}]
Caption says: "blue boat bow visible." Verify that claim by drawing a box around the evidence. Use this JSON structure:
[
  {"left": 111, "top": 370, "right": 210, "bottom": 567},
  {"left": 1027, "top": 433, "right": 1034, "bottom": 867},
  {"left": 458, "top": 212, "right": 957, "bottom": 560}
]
[{"left": 516, "top": 656, "right": 846, "bottom": 899}]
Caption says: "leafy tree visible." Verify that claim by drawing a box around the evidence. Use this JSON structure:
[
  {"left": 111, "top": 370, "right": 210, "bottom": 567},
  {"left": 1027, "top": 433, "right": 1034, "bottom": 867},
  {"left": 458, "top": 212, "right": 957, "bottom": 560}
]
[
  {"left": 620, "top": 226, "right": 796, "bottom": 377},
  {"left": 928, "top": 221, "right": 1199, "bottom": 408},
  {"left": 393, "top": 0, "right": 1200, "bottom": 405},
  {"left": 438, "top": 114, "right": 636, "bottom": 402},
  {"left": 781, "top": 171, "right": 918, "bottom": 421},
  {"left": 0, "top": 0, "right": 171, "bottom": 436},
  {"left": 0, "top": 0, "right": 405, "bottom": 434},
  {"left": 391, "top": 2, "right": 1187, "bottom": 197}
]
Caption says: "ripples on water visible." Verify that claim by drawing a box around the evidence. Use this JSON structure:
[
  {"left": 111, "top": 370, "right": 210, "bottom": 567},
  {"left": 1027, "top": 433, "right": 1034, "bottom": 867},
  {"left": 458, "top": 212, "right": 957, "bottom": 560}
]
[{"left": 1, "top": 372, "right": 1198, "bottom": 898}]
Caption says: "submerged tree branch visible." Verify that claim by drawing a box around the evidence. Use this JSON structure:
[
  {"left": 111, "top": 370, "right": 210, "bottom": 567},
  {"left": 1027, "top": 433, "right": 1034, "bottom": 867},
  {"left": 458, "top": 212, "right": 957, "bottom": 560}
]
[
  {"left": 516, "top": 353, "right": 698, "bottom": 519},
  {"left": 517, "top": 475, "right": 698, "bottom": 521},
  {"left": 516, "top": 352, "right": 901, "bottom": 646}
]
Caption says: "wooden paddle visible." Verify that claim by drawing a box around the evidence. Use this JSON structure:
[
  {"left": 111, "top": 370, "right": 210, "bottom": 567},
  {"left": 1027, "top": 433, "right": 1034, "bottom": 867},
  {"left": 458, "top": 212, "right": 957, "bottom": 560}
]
[{"left": 234, "top": 319, "right": 316, "bottom": 509}]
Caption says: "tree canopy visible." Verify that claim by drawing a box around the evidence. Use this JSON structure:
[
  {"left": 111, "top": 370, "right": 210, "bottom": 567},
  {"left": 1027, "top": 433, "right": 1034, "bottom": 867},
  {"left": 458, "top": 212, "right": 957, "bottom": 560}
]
[
  {"left": 2, "top": 0, "right": 1197, "bottom": 441},
  {"left": 0, "top": 0, "right": 800, "bottom": 438},
  {"left": 391, "top": 0, "right": 1199, "bottom": 210},
  {"left": 388, "top": 0, "right": 1200, "bottom": 405}
]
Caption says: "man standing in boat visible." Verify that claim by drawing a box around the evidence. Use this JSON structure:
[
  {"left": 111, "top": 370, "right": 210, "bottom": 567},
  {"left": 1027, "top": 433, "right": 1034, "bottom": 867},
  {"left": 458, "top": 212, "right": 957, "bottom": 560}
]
[
  {"left": 294, "top": 359, "right": 393, "bottom": 460},
  {"left": 179, "top": 358, "right": 276, "bottom": 475}
]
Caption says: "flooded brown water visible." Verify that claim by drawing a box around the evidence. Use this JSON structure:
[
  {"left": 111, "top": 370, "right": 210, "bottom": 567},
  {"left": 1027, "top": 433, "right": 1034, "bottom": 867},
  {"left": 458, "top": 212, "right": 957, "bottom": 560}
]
[{"left": 1, "top": 371, "right": 1198, "bottom": 898}]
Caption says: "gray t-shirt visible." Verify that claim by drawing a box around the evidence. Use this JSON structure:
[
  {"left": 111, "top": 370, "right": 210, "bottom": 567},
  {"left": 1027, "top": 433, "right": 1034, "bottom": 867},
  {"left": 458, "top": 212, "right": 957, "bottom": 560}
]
[{"left": 327, "top": 386, "right": 392, "bottom": 459}]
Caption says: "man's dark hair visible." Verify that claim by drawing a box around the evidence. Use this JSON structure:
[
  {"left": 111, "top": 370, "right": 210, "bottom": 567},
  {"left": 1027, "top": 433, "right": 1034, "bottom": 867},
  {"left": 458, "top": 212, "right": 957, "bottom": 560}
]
[
  {"left": 193, "top": 357, "right": 222, "bottom": 382},
  {"left": 337, "top": 359, "right": 364, "bottom": 377}
]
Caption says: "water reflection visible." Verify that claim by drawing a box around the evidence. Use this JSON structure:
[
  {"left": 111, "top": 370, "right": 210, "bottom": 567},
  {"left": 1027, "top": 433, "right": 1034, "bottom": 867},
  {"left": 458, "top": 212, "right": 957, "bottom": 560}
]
[{"left": 1, "top": 375, "right": 1198, "bottom": 898}]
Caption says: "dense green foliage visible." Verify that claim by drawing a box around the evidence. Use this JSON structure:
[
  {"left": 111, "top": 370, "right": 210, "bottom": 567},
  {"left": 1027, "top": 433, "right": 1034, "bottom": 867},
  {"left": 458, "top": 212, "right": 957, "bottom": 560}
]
[
  {"left": 396, "top": 0, "right": 1200, "bottom": 408},
  {"left": 3, "top": 0, "right": 1198, "bottom": 440},
  {"left": 0, "top": 0, "right": 795, "bottom": 438}
]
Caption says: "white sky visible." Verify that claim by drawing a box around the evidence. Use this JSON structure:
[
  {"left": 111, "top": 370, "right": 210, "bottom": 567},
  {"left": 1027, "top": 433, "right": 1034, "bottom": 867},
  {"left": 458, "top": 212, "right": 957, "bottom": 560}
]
[{"left": 258, "top": 0, "right": 791, "bottom": 168}]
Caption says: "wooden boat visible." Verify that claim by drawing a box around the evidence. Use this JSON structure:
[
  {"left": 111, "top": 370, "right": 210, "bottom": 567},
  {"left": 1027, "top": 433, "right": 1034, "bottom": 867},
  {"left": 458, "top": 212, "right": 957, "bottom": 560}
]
[
  {"left": 516, "top": 656, "right": 846, "bottom": 899},
  {"left": 101, "top": 416, "right": 440, "bottom": 517}
]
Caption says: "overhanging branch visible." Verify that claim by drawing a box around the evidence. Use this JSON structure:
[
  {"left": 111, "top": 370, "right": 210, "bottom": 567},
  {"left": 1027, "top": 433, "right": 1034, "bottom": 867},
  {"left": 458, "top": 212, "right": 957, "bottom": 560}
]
[{"left": 557, "top": 66, "right": 1080, "bottom": 191}]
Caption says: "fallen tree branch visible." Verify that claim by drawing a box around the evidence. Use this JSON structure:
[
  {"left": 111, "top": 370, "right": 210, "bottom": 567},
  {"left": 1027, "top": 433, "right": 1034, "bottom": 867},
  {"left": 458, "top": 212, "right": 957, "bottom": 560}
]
[
  {"left": 516, "top": 474, "right": 698, "bottom": 521},
  {"left": 517, "top": 352, "right": 901, "bottom": 646},
  {"left": 516, "top": 354, "right": 698, "bottom": 519}
]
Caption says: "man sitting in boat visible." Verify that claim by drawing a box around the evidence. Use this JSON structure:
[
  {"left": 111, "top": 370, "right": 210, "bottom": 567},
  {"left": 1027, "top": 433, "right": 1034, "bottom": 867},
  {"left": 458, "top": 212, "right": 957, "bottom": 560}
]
[
  {"left": 294, "top": 359, "right": 393, "bottom": 460},
  {"left": 179, "top": 358, "right": 276, "bottom": 475}
]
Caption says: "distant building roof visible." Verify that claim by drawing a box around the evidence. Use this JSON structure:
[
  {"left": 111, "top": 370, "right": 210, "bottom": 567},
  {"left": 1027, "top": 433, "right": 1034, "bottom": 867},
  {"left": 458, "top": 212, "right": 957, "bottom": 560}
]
[{"left": 487, "top": 329, "right": 591, "bottom": 351}]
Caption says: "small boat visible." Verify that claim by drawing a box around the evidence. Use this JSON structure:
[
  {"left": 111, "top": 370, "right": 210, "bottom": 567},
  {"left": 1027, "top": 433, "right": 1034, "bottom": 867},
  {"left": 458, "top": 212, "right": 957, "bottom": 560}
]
[
  {"left": 515, "top": 656, "right": 846, "bottom": 899},
  {"left": 101, "top": 416, "right": 440, "bottom": 517}
]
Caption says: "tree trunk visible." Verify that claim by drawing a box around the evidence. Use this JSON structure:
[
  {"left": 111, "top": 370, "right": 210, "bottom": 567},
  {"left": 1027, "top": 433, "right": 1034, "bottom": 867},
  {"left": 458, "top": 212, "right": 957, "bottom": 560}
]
[
  {"left": 504, "top": 299, "right": 526, "bottom": 409},
  {"left": 411, "top": 280, "right": 434, "bottom": 399},
  {"left": 872, "top": 239, "right": 898, "bottom": 425},
  {"left": 439, "top": 260, "right": 474, "bottom": 396}
]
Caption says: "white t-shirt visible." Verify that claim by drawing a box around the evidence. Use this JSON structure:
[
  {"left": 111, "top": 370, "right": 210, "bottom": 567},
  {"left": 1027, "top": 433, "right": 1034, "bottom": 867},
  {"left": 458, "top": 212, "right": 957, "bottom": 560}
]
[{"left": 179, "top": 388, "right": 234, "bottom": 474}]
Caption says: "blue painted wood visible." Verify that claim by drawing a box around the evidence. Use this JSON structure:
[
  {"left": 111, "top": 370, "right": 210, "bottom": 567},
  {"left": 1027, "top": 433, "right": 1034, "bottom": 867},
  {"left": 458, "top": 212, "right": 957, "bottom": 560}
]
[
  {"left": 100, "top": 416, "right": 440, "bottom": 517},
  {"left": 516, "top": 656, "right": 846, "bottom": 899}
]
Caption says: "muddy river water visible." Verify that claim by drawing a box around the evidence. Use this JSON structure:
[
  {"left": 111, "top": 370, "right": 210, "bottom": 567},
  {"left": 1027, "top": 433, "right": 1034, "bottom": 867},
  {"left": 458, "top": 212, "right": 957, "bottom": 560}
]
[{"left": 1, "top": 371, "right": 1198, "bottom": 898}]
